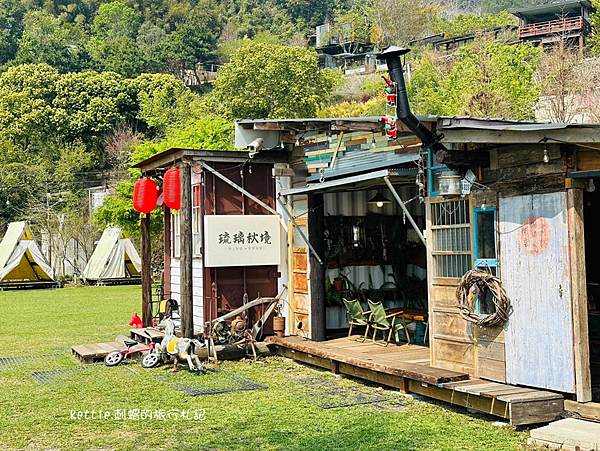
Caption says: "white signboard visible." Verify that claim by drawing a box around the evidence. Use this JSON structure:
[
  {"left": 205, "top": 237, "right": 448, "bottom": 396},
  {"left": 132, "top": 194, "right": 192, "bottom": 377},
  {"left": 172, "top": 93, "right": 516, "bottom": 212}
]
[{"left": 204, "top": 215, "right": 281, "bottom": 267}]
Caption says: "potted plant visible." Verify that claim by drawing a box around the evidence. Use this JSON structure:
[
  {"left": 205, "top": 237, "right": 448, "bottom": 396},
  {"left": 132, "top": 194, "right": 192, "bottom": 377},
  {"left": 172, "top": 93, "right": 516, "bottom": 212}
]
[{"left": 333, "top": 273, "right": 345, "bottom": 291}]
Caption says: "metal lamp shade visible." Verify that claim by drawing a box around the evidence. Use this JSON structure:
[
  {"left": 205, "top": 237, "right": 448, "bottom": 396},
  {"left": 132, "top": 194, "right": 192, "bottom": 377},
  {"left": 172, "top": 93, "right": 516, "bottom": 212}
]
[{"left": 367, "top": 192, "right": 391, "bottom": 207}]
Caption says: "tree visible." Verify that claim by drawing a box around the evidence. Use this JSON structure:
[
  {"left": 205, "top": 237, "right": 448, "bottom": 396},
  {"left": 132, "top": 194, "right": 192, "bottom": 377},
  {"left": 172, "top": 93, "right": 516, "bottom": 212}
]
[
  {"left": 211, "top": 40, "right": 341, "bottom": 119},
  {"left": 408, "top": 38, "right": 541, "bottom": 120},
  {"left": 87, "top": 1, "right": 144, "bottom": 77},
  {"left": 136, "top": 21, "right": 168, "bottom": 73},
  {"left": 0, "top": 63, "right": 59, "bottom": 148},
  {"left": 14, "top": 10, "right": 89, "bottom": 73},
  {"left": 0, "top": 0, "right": 26, "bottom": 65},
  {"left": 432, "top": 11, "right": 517, "bottom": 37},
  {"left": 368, "top": 0, "right": 439, "bottom": 46},
  {"left": 52, "top": 71, "right": 138, "bottom": 157},
  {"left": 162, "top": 3, "right": 223, "bottom": 82},
  {"left": 589, "top": 0, "right": 600, "bottom": 54},
  {"left": 328, "top": 6, "right": 373, "bottom": 54},
  {"left": 133, "top": 73, "right": 197, "bottom": 133}
]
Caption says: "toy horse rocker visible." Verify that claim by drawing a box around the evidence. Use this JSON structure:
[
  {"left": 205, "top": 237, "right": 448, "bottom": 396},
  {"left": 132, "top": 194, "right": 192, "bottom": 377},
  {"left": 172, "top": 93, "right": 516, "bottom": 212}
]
[{"left": 144, "top": 317, "right": 207, "bottom": 373}]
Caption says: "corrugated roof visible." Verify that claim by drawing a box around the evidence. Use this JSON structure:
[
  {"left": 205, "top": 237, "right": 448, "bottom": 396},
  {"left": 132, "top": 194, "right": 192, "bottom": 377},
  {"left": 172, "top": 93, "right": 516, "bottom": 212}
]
[{"left": 236, "top": 116, "right": 438, "bottom": 124}]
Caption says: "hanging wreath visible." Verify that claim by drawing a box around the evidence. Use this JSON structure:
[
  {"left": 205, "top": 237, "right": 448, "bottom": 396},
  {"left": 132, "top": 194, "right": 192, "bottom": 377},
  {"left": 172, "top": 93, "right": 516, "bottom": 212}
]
[{"left": 456, "top": 269, "right": 511, "bottom": 327}]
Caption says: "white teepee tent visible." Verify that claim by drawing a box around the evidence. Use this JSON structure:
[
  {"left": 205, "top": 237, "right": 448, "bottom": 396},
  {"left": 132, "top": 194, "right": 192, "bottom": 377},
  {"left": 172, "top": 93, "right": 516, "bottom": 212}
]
[
  {"left": 0, "top": 222, "right": 55, "bottom": 284},
  {"left": 83, "top": 227, "right": 141, "bottom": 282}
]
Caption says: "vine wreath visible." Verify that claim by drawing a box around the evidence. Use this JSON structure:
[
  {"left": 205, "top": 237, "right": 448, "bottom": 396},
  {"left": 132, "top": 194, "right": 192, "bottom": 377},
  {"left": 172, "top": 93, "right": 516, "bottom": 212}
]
[{"left": 455, "top": 269, "right": 511, "bottom": 327}]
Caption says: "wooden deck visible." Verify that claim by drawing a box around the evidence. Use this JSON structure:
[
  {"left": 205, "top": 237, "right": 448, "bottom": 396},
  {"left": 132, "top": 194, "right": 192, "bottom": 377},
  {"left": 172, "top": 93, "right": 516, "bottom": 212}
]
[
  {"left": 267, "top": 335, "right": 565, "bottom": 425},
  {"left": 72, "top": 340, "right": 148, "bottom": 363}
]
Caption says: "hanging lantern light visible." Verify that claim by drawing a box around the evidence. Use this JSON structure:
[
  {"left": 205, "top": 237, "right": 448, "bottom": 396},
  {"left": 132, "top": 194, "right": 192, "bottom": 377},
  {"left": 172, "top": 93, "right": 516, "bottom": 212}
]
[
  {"left": 367, "top": 192, "right": 391, "bottom": 208},
  {"left": 133, "top": 177, "right": 158, "bottom": 215},
  {"left": 163, "top": 167, "right": 181, "bottom": 211}
]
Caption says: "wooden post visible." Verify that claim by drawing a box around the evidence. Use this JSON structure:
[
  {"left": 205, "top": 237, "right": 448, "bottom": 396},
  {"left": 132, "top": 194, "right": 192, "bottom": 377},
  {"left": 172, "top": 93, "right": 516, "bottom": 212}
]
[
  {"left": 163, "top": 206, "right": 171, "bottom": 299},
  {"left": 567, "top": 187, "right": 592, "bottom": 402},
  {"left": 399, "top": 377, "right": 409, "bottom": 394},
  {"left": 180, "top": 162, "right": 194, "bottom": 338},
  {"left": 308, "top": 193, "right": 326, "bottom": 341},
  {"left": 141, "top": 213, "right": 152, "bottom": 327},
  {"left": 331, "top": 361, "right": 340, "bottom": 375}
]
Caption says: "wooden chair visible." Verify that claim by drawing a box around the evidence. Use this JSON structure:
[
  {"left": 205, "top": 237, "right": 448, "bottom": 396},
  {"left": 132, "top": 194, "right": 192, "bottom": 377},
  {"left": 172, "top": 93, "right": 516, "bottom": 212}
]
[
  {"left": 367, "top": 300, "right": 405, "bottom": 347},
  {"left": 342, "top": 298, "right": 372, "bottom": 342}
]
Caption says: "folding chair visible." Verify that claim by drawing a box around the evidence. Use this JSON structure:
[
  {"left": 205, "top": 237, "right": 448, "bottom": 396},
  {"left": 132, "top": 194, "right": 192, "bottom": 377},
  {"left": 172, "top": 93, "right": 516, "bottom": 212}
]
[{"left": 342, "top": 298, "right": 372, "bottom": 342}]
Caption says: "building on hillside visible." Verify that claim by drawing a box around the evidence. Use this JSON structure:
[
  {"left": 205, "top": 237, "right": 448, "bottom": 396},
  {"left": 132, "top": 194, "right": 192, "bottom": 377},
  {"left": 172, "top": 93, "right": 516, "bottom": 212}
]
[
  {"left": 409, "top": 25, "right": 518, "bottom": 52},
  {"left": 512, "top": 0, "right": 594, "bottom": 48},
  {"left": 315, "top": 23, "right": 384, "bottom": 74}
]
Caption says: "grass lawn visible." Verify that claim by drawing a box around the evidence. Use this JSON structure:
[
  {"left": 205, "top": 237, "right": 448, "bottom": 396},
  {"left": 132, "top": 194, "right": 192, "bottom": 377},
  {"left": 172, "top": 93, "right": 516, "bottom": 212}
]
[{"left": 0, "top": 286, "right": 534, "bottom": 450}]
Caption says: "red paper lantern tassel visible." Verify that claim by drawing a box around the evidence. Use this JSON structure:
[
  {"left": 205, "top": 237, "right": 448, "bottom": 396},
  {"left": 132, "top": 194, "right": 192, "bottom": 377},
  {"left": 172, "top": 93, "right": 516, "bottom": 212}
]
[
  {"left": 133, "top": 177, "right": 158, "bottom": 215},
  {"left": 163, "top": 167, "right": 181, "bottom": 211}
]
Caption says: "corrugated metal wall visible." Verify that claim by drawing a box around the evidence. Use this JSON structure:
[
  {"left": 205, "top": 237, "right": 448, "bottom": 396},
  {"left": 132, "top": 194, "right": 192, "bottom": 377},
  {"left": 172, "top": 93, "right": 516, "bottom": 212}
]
[{"left": 323, "top": 184, "right": 426, "bottom": 287}]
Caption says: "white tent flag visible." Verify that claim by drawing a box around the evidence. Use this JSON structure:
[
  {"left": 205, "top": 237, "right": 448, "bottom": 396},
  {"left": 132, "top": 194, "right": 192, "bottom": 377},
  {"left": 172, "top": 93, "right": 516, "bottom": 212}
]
[{"left": 83, "top": 227, "right": 141, "bottom": 280}]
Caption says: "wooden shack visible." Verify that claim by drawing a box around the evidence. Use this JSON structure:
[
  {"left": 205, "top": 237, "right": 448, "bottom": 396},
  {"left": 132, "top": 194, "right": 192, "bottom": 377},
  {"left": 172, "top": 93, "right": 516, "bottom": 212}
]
[
  {"left": 133, "top": 115, "right": 600, "bottom": 423},
  {"left": 429, "top": 118, "right": 600, "bottom": 406}
]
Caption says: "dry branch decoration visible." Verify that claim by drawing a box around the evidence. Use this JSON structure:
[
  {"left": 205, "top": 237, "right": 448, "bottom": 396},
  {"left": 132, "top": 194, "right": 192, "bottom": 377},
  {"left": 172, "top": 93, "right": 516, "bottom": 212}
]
[{"left": 456, "top": 269, "right": 511, "bottom": 327}]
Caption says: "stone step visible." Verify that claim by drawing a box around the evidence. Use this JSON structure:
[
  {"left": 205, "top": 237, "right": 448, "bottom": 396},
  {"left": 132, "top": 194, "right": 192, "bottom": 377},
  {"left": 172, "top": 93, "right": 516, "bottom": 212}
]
[{"left": 528, "top": 418, "right": 600, "bottom": 450}]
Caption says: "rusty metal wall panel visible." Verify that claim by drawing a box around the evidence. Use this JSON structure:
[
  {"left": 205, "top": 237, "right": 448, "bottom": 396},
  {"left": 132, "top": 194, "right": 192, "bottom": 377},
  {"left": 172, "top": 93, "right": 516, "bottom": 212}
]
[
  {"left": 202, "top": 163, "right": 277, "bottom": 336},
  {"left": 499, "top": 192, "right": 575, "bottom": 393}
]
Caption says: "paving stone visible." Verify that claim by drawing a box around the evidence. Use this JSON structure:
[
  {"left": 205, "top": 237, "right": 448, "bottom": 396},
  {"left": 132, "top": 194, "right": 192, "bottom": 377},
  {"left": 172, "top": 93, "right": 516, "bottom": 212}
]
[{"left": 529, "top": 418, "right": 600, "bottom": 450}]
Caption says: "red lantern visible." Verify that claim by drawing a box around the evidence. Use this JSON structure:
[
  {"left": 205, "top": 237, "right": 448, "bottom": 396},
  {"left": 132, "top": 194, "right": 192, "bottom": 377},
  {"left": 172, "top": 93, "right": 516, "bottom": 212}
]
[
  {"left": 163, "top": 167, "right": 181, "bottom": 211},
  {"left": 133, "top": 178, "right": 158, "bottom": 214}
]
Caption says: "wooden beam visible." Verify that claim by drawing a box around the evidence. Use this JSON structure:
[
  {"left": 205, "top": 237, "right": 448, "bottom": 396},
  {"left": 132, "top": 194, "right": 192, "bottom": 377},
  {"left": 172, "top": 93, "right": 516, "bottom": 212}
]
[
  {"left": 567, "top": 188, "right": 592, "bottom": 402},
  {"left": 435, "top": 149, "right": 490, "bottom": 167},
  {"left": 163, "top": 206, "right": 171, "bottom": 299},
  {"left": 140, "top": 213, "right": 152, "bottom": 327},
  {"left": 180, "top": 162, "right": 194, "bottom": 338},
  {"left": 308, "top": 193, "right": 326, "bottom": 341},
  {"left": 564, "top": 400, "right": 600, "bottom": 421},
  {"left": 407, "top": 380, "right": 510, "bottom": 419}
]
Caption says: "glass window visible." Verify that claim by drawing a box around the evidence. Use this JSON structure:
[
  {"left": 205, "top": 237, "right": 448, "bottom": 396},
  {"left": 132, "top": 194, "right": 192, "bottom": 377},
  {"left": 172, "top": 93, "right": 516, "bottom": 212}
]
[
  {"left": 473, "top": 207, "right": 498, "bottom": 316},
  {"left": 430, "top": 199, "right": 471, "bottom": 278},
  {"left": 474, "top": 208, "right": 497, "bottom": 268},
  {"left": 476, "top": 210, "right": 496, "bottom": 260}
]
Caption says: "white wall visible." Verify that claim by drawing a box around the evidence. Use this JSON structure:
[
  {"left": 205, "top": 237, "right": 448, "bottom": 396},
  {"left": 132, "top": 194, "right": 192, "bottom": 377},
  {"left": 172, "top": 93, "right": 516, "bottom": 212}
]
[{"left": 170, "top": 258, "right": 204, "bottom": 333}]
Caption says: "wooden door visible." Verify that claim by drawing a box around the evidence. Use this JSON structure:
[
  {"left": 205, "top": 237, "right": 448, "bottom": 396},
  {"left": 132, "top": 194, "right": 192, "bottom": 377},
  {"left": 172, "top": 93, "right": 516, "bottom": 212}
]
[
  {"left": 289, "top": 179, "right": 309, "bottom": 335},
  {"left": 500, "top": 192, "right": 575, "bottom": 393}
]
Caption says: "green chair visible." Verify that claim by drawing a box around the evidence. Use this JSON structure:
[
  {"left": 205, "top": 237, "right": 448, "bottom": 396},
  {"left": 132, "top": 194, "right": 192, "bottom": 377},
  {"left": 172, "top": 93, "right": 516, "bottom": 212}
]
[
  {"left": 342, "top": 298, "right": 372, "bottom": 342},
  {"left": 367, "top": 300, "right": 405, "bottom": 347}
]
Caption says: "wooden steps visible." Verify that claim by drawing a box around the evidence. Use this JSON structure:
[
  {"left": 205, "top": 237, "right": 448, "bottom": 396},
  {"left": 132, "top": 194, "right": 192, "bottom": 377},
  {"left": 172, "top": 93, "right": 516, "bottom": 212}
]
[
  {"left": 268, "top": 335, "right": 565, "bottom": 425},
  {"left": 130, "top": 328, "right": 165, "bottom": 344},
  {"left": 441, "top": 379, "right": 564, "bottom": 425}
]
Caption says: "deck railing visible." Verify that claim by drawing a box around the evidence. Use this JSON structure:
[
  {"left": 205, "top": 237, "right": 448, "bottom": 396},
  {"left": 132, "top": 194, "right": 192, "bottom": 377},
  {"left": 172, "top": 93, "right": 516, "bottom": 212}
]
[{"left": 519, "top": 17, "right": 590, "bottom": 39}]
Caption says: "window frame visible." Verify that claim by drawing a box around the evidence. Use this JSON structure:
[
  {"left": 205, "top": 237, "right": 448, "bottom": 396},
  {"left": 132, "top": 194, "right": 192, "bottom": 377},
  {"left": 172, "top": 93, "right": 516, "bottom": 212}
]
[
  {"left": 473, "top": 206, "right": 498, "bottom": 317},
  {"left": 430, "top": 198, "right": 472, "bottom": 279},
  {"left": 473, "top": 207, "right": 498, "bottom": 270},
  {"left": 428, "top": 147, "right": 447, "bottom": 197}
]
